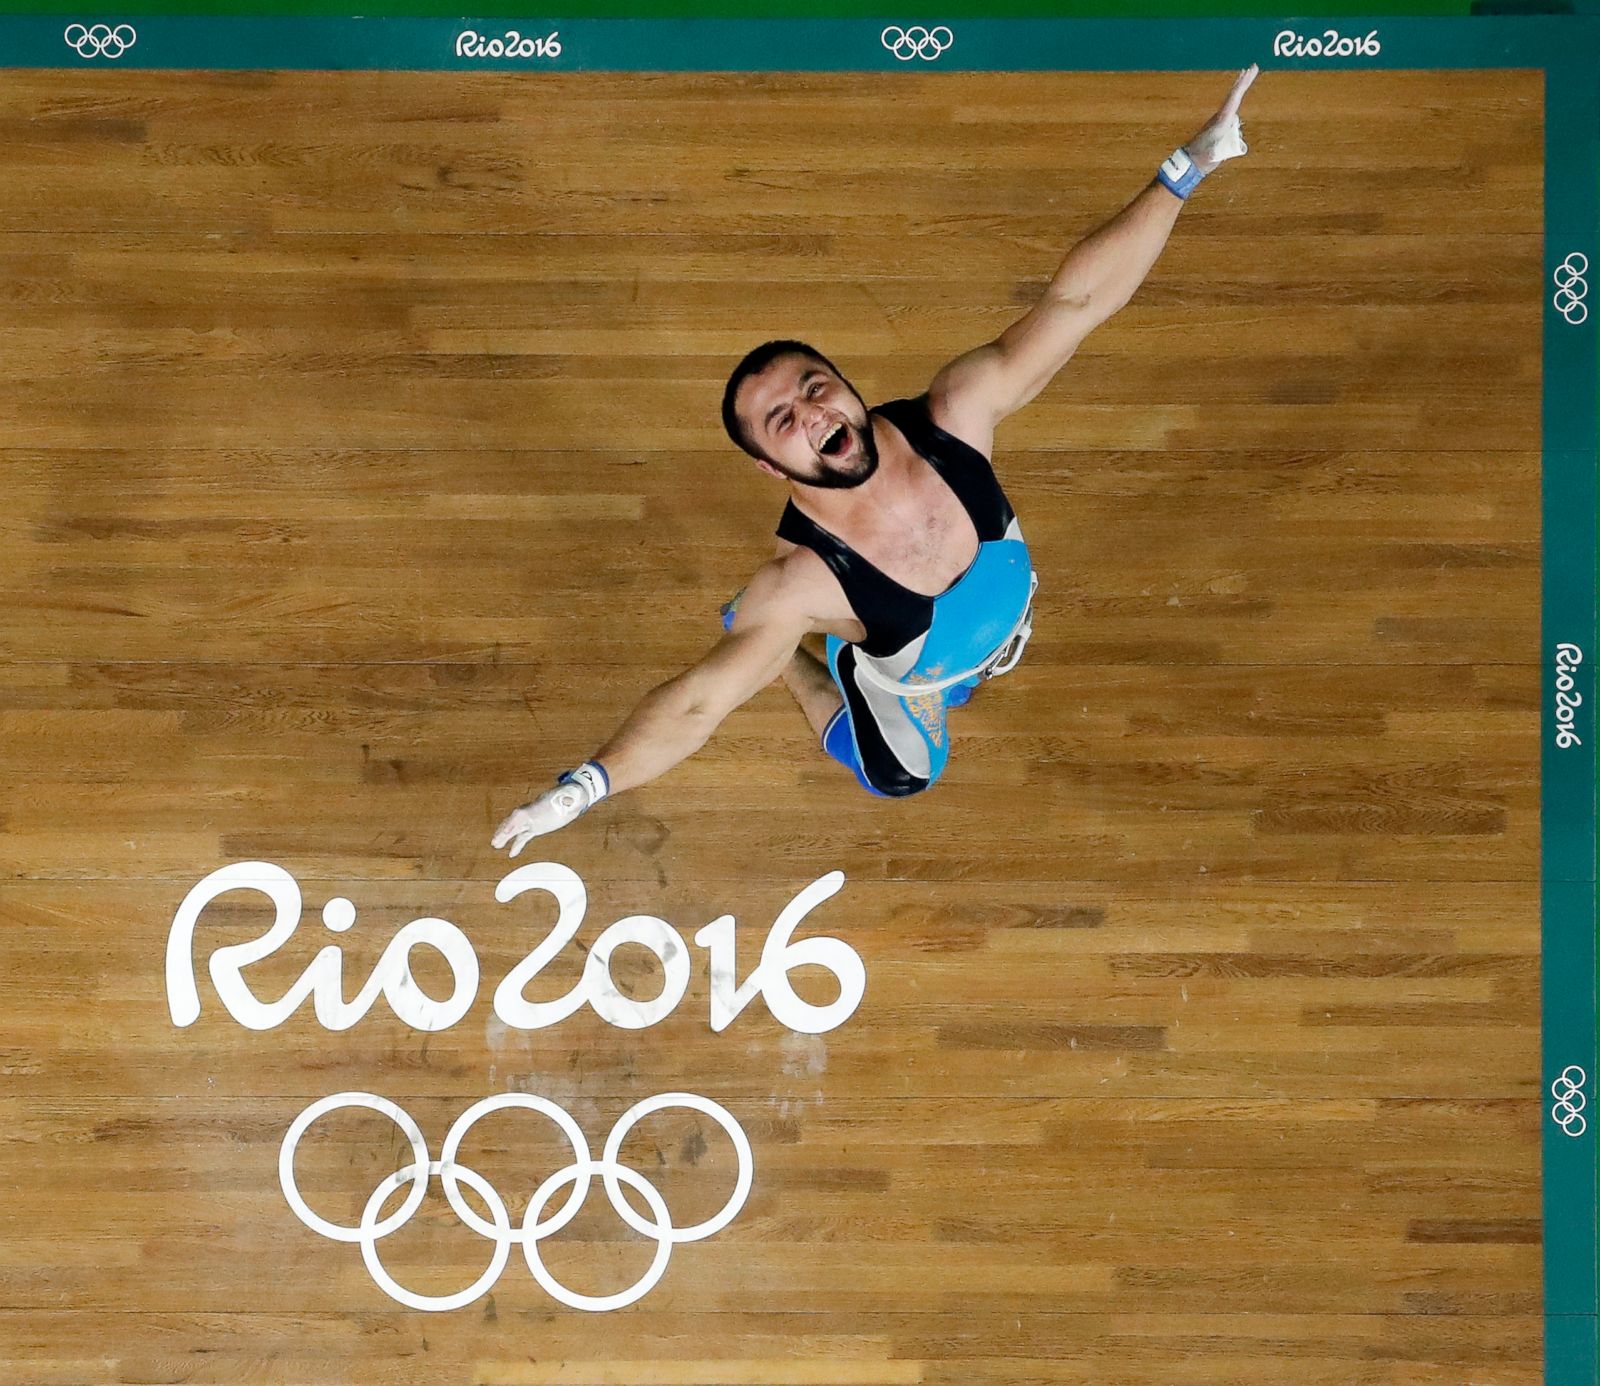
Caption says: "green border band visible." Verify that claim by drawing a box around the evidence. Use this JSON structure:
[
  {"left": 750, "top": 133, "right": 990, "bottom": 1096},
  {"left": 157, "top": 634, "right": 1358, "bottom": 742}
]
[
  {"left": 4, "top": 14, "right": 1593, "bottom": 1382},
  {"left": 0, "top": 1, "right": 1501, "bottom": 15},
  {"left": 1543, "top": 22, "right": 1599, "bottom": 1386},
  {"left": 0, "top": 14, "right": 1585, "bottom": 67}
]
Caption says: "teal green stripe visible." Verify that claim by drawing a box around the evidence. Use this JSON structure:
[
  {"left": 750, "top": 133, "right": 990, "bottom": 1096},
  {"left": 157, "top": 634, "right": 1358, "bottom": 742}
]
[
  {"left": 0, "top": 0, "right": 1485, "bottom": 15},
  {"left": 0, "top": 14, "right": 1581, "bottom": 69},
  {"left": 1555, "top": 1313, "right": 1600, "bottom": 1386},
  {"left": 1543, "top": 43, "right": 1600, "bottom": 1386}
]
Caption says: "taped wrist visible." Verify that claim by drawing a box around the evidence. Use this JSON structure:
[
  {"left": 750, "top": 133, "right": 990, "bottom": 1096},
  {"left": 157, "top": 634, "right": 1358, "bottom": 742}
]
[{"left": 557, "top": 759, "right": 611, "bottom": 812}]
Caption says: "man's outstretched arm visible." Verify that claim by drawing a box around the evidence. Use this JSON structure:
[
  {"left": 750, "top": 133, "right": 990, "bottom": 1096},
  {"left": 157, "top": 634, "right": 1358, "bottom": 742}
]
[
  {"left": 928, "top": 64, "right": 1260, "bottom": 449},
  {"left": 490, "top": 559, "right": 813, "bottom": 856}
]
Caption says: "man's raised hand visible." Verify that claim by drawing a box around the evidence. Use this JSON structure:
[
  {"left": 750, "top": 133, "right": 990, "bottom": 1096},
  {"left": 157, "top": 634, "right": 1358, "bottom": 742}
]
[{"left": 1185, "top": 64, "right": 1260, "bottom": 175}]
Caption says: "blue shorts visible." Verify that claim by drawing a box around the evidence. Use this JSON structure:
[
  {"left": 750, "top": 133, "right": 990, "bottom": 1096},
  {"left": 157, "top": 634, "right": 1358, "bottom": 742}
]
[
  {"left": 820, "top": 635, "right": 977, "bottom": 798},
  {"left": 723, "top": 590, "right": 979, "bottom": 799}
]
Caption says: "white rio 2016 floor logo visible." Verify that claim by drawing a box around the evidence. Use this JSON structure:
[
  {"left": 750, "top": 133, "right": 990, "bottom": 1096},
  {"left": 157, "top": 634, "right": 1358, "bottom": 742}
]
[
  {"left": 170, "top": 859, "right": 864, "bottom": 1310},
  {"left": 281, "top": 1090, "right": 752, "bottom": 1313},
  {"left": 167, "top": 860, "right": 865, "bottom": 1035}
]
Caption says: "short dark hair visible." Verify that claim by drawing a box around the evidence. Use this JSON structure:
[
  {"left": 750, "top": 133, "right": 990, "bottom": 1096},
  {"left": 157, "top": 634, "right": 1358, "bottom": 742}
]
[{"left": 721, "top": 339, "right": 846, "bottom": 461}]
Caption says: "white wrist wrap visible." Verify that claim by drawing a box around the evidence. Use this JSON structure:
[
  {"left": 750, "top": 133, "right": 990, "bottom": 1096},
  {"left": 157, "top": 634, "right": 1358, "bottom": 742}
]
[{"left": 559, "top": 760, "right": 610, "bottom": 809}]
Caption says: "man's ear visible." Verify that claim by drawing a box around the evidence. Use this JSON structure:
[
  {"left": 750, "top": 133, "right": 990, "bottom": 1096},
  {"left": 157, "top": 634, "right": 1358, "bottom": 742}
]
[{"left": 753, "top": 458, "right": 786, "bottom": 480}]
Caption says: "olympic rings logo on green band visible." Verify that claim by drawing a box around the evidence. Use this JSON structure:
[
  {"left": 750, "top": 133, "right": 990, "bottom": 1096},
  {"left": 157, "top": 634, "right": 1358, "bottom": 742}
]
[
  {"left": 881, "top": 26, "right": 953, "bottom": 62},
  {"left": 64, "top": 23, "right": 136, "bottom": 59}
]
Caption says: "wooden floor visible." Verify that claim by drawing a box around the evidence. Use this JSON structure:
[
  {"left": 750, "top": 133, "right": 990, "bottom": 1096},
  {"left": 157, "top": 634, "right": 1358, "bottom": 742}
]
[{"left": 0, "top": 66, "right": 1543, "bottom": 1383}]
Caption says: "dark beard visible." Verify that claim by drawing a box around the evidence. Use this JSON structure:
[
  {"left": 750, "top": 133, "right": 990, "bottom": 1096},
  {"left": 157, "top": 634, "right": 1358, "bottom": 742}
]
[{"left": 797, "top": 414, "right": 880, "bottom": 490}]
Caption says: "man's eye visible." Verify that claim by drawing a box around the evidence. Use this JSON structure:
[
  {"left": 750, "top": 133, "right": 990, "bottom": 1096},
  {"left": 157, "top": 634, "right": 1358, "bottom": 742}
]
[{"left": 809, "top": 382, "right": 823, "bottom": 396}]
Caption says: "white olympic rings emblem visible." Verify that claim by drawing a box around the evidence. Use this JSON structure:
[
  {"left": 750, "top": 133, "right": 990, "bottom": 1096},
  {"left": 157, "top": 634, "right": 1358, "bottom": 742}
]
[
  {"left": 881, "top": 25, "right": 953, "bottom": 61},
  {"left": 1554, "top": 252, "right": 1588, "bottom": 325},
  {"left": 63, "top": 23, "right": 136, "bottom": 59},
  {"left": 1551, "top": 1065, "right": 1588, "bottom": 1137},
  {"left": 279, "top": 1090, "right": 753, "bottom": 1312}
]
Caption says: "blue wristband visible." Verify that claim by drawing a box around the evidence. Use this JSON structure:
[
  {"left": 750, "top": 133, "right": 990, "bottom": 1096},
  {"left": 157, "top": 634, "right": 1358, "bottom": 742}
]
[{"left": 1156, "top": 147, "right": 1205, "bottom": 201}]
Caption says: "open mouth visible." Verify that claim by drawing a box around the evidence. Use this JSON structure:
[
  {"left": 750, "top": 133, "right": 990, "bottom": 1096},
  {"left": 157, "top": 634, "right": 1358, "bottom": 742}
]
[{"left": 819, "top": 423, "right": 849, "bottom": 457}]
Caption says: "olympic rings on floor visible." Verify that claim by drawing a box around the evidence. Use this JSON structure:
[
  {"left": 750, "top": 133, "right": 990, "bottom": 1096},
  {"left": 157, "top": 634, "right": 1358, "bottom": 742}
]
[{"left": 278, "top": 1089, "right": 754, "bottom": 1312}]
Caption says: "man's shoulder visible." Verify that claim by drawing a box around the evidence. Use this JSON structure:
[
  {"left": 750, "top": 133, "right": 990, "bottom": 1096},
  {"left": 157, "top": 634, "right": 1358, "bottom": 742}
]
[
  {"left": 922, "top": 387, "right": 998, "bottom": 463},
  {"left": 768, "top": 539, "right": 831, "bottom": 592},
  {"left": 758, "top": 540, "right": 851, "bottom": 628},
  {"left": 875, "top": 389, "right": 997, "bottom": 464}
]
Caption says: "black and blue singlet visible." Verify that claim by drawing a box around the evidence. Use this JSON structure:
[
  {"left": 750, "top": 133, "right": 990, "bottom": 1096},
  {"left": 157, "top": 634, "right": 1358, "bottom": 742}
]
[{"left": 777, "top": 394, "right": 1037, "bottom": 797}]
